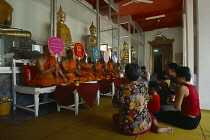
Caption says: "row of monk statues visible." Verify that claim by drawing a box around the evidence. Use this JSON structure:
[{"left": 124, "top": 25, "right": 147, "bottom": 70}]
[{"left": 28, "top": 45, "right": 124, "bottom": 87}]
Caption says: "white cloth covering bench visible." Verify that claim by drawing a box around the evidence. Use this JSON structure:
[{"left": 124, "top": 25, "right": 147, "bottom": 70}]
[{"left": 12, "top": 59, "right": 56, "bottom": 117}]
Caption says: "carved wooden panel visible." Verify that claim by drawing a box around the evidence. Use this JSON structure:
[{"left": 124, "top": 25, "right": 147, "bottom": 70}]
[{"left": 148, "top": 35, "right": 174, "bottom": 46}]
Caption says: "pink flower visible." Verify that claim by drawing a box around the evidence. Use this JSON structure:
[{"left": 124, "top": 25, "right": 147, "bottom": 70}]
[
  {"left": 130, "top": 110, "right": 136, "bottom": 116},
  {"left": 125, "top": 99, "right": 130, "bottom": 103}
]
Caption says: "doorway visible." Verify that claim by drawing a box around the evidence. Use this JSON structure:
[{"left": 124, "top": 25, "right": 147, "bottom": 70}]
[
  {"left": 149, "top": 35, "right": 174, "bottom": 75},
  {"left": 153, "top": 47, "right": 162, "bottom": 74},
  {"left": 152, "top": 45, "right": 173, "bottom": 74}
]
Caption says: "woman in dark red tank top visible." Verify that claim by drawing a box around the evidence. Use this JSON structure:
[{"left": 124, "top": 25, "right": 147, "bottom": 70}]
[{"left": 157, "top": 67, "right": 201, "bottom": 130}]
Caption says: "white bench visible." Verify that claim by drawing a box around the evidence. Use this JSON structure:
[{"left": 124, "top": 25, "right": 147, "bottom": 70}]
[{"left": 12, "top": 59, "right": 56, "bottom": 117}]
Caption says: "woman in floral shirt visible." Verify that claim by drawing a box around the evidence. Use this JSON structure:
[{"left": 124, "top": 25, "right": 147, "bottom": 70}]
[{"left": 112, "top": 63, "right": 173, "bottom": 135}]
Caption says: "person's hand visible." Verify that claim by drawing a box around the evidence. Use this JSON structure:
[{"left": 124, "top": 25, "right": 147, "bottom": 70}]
[
  {"left": 77, "top": 64, "right": 81, "bottom": 70},
  {"left": 55, "top": 62, "right": 59, "bottom": 68},
  {"left": 63, "top": 77, "right": 68, "bottom": 83},
  {"left": 170, "top": 83, "right": 180, "bottom": 91},
  {"left": 96, "top": 74, "right": 100, "bottom": 78},
  {"left": 160, "top": 81, "right": 168, "bottom": 90}
]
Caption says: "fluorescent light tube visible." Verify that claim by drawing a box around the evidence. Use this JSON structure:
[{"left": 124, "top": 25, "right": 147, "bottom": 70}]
[{"left": 145, "top": 15, "right": 165, "bottom": 20}]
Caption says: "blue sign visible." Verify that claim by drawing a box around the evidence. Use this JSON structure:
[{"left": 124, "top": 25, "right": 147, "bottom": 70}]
[
  {"left": 93, "top": 47, "right": 100, "bottom": 61},
  {"left": 112, "top": 52, "right": 118, "bottom": 63}
]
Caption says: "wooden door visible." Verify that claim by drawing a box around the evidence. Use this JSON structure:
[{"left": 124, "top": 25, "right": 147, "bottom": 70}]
[{"left": 161, "top": 44, "right": 173, "bottom": 72}]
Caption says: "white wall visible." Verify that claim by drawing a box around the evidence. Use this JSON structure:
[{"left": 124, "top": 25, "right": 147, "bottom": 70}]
[
  {"left": 197, "top": 0, "right": 210, "bottom": 110},
  {"left": 6, "top": 0, "right": 114, "bottom": 46},
  {"left": 6, "top": 0, "right": 51, "bottom": 43},
  {"left": 144, "top": 27, "right": 183, "bottom": 71}
]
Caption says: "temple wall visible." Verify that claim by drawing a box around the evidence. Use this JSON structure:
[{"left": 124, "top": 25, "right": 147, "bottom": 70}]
[{"left": 144, "top": 27, "right": 183, "bottom": 71}]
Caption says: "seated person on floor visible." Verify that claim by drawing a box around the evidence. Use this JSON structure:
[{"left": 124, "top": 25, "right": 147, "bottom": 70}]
[
  {"left": 157, "top": 67, "right": 201, "bottom": 130},
  {"left": 165, "top": 63, "right": 180, "bottom": 102},
  {"left": 60, "top": 49, "right": 89, "bottom": 84},
  {"left": 28, "top": 45, "right": 67, "bottom": 86},
  {"left": 157, "top": 71, "right": 171, "bottom": 105},
  {"left": 158, "top": 67, "right": 180, "bottom": 112},
  {"left": 140, "top": 66, "right": 150, "bottom": 86},
  {"left": 105, "top": 58, "right": 117, "bottom": 79},
  {"left": 147, "top": 81, "right": 160, "bottom": 117},
  {"left": 79, "top": 54, "right": 96, "bottom": 81},
  {"left": 112, "top": 63, "right": 173, "bottom": 135},
  {"left": 94, "top": 58, "right": 107, "bottom": 80}
]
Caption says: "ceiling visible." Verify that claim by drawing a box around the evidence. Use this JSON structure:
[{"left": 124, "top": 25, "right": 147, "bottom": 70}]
[{"left": 84, "top": 0, "right": 184, "bottom": 32}]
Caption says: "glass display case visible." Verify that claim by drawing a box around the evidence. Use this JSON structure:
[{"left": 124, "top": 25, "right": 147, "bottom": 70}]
[
  {"left": 119, "top": 16, "right": 145, "bottom": 67},
  {"left": 0, "top": 35, "right": 41, "bottom": 67}
]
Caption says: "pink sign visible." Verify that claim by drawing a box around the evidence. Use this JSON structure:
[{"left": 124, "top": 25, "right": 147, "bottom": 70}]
[
  {"left": 104, "top": 51, "right": 109, "bottom": 62},
  {"left": 73, "top": 43, "right": 85, "bottom": 60},
  {"left": 48, "top": 37, "right": 64, "bottom": 57}
]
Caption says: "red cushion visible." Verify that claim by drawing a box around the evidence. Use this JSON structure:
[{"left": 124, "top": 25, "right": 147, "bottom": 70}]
[{"left": 22, "top": 65, "right": 37, "bottom": 85}]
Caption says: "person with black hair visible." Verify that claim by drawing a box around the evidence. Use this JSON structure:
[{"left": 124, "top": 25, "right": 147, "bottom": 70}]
[
  {"left": 112, "top": 63, "right": 173, "bottom": 135},
  {"left": 140, "top": 66, "right": 150, "bottom": 81},
  {"left": 166, "top": 63, "right": 179, "bottom": 101},
  {"left": 147, "top": 81, "right": 160, "bottom": 117},
  {"left": 157, "top": 71, "right": 180, "bottom": 111},
  {"left": 157, "top": 67, "right": 201, "bottom": 130},
  {"left": 140, "top": 66, "right": 150, "bottom": 86}
]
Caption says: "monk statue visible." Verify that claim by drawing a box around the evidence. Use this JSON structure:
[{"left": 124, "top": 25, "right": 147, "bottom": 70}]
[
  {"left": 57, "top": 6, "right": 72, "bottom": 52},
  {"left": 61, "top": 49, "right": 90, "bottom": 84},
  {"left": 131, "top": 46, "right": 138, "bottom": 64},
  {"left": 121, "top": 41, "right": 129, "bottom": 67},
  {"left": 28, "top": 45, "right": 67, "bottom": 87},
  {"left": 86, "top": 22, "right": 97, "bottom": 58},
  {"left": 0, "top": 0, "right": 31, "bottom": 38}
]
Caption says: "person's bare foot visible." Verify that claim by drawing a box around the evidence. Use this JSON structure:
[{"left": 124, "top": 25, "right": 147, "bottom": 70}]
[{"left": 157, "top": 127, "right": 173, "bottom": 133}]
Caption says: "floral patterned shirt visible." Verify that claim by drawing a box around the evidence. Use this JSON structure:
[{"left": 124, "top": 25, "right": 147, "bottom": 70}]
[{"left": 112, "top": 83, "right": 152, "bottom": 134}]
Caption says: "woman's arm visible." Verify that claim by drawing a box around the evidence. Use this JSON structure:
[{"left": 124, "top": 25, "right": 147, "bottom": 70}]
[
  {"left": 173, "top": 86, "right": 189, "bottom": 109},
  {"left": 149, "top": 95, "right": 153, "bottom": 101}
]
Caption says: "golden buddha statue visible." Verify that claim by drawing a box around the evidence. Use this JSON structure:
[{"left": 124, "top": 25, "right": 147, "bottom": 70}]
[
  {"left": 131, "top": 46, "right": 138, "bottom": 63},
  {"left": 56, "top": 6, "right": 72, "bottom": 52},
  {"left": 121, "top": 41, "right": 129, "bottom": 63},
  {"left": 0, "top": 0, "right": 31, "bottom": 38},
  {"left": 86, "top": 22, "right": 97, "bottom": 58}
]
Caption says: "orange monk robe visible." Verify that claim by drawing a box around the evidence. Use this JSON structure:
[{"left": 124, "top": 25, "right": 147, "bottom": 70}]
[
  {"left": 95, "top": 63, "right": 106, "bottom": 80},
  {"left": 80, "top": 62, "right": 96, "bottom": 81},
  {"left": 106, "top": 62, "right": 117, "bottom": 79},
  {"left": 64, "top": 59, "right": 87, "bottom": 84},
  {"left": 28, "top": 56, "right": 64, "bottom": 87}
]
